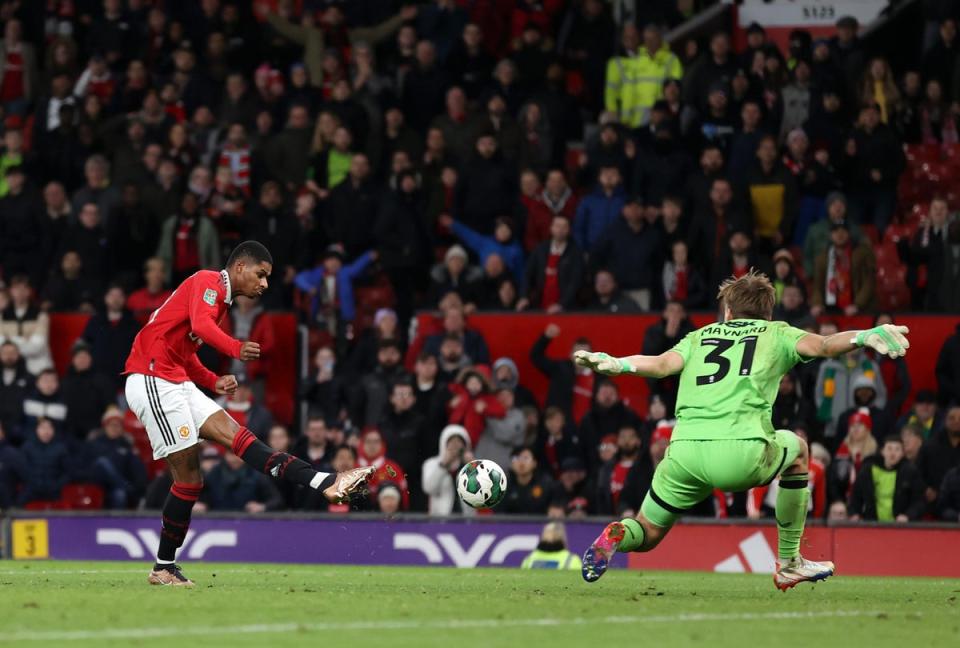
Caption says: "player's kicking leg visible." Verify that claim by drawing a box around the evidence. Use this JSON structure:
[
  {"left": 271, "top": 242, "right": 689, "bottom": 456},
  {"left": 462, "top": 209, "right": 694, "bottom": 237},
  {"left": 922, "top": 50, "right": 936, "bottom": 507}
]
[
  {"left": 772, "top": 432, "right": 834, "bottom": 591},
  {"left": 197, "top": 410, "right": 374, "bottom": 502}
]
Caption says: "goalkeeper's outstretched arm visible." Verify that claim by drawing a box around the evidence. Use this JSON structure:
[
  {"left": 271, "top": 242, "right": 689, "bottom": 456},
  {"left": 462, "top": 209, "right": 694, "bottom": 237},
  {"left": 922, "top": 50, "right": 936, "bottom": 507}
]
[
  {"left": 795, "top": 323, "right": 910, "bottom": 359},
  {"left": 574, "top": 350, "right": 685, "bottom": 379}
]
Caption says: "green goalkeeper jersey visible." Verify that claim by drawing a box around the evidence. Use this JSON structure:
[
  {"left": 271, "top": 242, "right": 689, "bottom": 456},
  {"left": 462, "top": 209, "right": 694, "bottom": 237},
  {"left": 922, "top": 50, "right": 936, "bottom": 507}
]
[{"left": 668, "top": 319, "right": 810, "bottom": 441}]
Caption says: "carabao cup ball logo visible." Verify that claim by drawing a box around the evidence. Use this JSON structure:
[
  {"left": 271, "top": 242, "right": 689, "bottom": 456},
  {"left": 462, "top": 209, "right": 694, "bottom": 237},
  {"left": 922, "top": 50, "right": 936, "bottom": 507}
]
[{"left": 457, "top": 459, "right": 507, "bottom": 509}]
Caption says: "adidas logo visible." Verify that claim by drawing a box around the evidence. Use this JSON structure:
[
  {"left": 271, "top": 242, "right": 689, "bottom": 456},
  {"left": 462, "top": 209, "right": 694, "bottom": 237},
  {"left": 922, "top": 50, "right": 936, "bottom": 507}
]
[
  {"left": 270, "top": 465, "right": 281, "bottom": 478},
  {"left": 713, "top": 531, "right": 776, "bottom": 574}
]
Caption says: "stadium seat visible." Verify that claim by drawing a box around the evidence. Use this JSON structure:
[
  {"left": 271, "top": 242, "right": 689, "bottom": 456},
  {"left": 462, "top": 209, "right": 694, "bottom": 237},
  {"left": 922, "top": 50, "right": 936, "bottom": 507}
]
[
  {"left": 60, "top": 484, "right": 105, "bottom": 510},
  {"left": 23, "top": 499, "right": 62, "bottom": 511},
  {"left": 904, "top": 143, "right": 941, "bottom": 164}
]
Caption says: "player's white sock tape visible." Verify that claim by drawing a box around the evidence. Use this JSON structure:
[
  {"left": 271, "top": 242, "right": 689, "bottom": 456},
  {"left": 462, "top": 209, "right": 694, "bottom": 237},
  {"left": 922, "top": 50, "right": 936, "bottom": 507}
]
[{"left": 309, "top": 472, "right": 332, "bottom": 489}]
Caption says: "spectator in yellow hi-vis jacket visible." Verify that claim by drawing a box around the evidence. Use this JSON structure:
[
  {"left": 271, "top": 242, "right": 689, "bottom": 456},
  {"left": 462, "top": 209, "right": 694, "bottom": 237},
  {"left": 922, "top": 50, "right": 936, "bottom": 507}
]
[
  {"left": 605, "top": 24, "right": 683, "bottom": 128},
  {"left": 521, "top": 522, "right": 583, "bottom": 569}
]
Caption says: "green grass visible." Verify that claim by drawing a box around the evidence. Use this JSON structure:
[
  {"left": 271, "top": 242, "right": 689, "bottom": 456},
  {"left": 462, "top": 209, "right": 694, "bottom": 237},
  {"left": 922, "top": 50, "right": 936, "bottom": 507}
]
[{"left": 0, "top": 561, "right": 958, "bottom": 647}]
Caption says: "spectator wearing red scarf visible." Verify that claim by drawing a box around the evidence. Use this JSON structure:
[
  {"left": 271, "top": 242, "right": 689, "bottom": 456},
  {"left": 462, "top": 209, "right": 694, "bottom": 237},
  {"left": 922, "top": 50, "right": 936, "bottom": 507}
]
[
  {"left": 447, "top": 365, "right": 506, "bottom": 445},
  {"left": 810, "top": 219, "right": 877, "bottom": 317},
  {"left": 356, "top": 428, "right": 409, "bottom": 509}
]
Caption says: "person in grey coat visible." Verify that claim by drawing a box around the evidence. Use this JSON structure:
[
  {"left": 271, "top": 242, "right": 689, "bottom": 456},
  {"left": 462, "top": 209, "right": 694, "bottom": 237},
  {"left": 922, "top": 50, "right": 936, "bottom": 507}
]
[{"left": 475, "top": 388, "right": 526, "bottom": 470}]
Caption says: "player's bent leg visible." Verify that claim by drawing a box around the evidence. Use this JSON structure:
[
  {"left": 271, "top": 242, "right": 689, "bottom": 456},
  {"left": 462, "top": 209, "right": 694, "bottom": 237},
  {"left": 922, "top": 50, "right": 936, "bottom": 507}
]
[
  {"left": 582, "top": 448, "right": 698, "bottom": 583},
  {"left": 149, "top": 445, "right": 201, "bottom": 587},
  {"left": 198, "top": 409, "right": 373, "bottom": 503},
  {"left": 771, "top": 432, "right": 835, "bottom": 590},
  {"left": 582, "top": 509, "right": 673, "bottom": 583}
]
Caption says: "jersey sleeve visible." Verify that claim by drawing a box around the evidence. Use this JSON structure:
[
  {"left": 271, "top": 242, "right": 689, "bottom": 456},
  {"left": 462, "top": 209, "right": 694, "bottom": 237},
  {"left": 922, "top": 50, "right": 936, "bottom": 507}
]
[
  {"left": 778, "top": 323, "right": 813, "bottom": 366},
  {"left": 185, "top": 353, "right": 219, "bottom": 392},
  {"left": 669, "top": 330, "right": 695, "bottom": 362},
  {"left": 187, "top": 275, "right": 243, "bottom": 359}
]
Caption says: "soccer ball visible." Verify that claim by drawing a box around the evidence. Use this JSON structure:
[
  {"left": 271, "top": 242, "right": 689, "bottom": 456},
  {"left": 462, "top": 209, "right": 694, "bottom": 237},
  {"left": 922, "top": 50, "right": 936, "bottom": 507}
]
[{"left": 457, "top": 459, "right": 507, "bottom": 509}]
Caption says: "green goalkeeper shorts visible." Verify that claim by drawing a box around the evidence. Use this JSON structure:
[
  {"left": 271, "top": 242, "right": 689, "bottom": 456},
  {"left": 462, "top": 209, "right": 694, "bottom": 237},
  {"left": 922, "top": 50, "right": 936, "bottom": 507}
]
[{"left": 640, "top": 429, "right": 802, "bottom": 528}]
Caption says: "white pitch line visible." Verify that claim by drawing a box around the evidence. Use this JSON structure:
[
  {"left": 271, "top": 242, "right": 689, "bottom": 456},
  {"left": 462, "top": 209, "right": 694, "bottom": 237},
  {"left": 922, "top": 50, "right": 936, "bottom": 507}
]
[{"left": 0, "top": 610, "right": 888, "bottom": 642}]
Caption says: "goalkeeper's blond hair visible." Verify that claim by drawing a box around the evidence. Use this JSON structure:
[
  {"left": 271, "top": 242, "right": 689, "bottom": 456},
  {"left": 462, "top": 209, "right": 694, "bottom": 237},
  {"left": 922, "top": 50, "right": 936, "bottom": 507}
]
[{"left": 717, "top": 269, "right": 776, "bottom": 321}]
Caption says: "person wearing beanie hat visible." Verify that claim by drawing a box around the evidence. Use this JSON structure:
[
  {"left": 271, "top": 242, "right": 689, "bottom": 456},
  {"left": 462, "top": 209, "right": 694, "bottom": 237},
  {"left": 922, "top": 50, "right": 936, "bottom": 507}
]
[
  {"left": 803, "top": 190, "right": 864, "bottom": 276},
  {"left": 83, "top": 404, "right": 147, "bottom": 509},
  {"left": 377, "top": 481, "right": 403, "bottom": 515},
  {"left": 439, "top": 213, "right": 525, "bottom": 286},
  {"left": 810, "top": 209, "right": 877, "bottom": 316},
  {"left": 896, "top": 389, "right": 944, "bottom": 438},
  {"left": 428, "top": 242, "right": 484, "bottom": 306},
  {"left": 832, "top": 406, "right": 880, "bottom": 505}
]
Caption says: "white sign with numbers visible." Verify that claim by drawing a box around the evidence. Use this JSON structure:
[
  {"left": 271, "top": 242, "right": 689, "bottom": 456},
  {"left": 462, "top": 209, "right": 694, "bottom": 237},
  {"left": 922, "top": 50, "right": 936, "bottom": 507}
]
[{"left": 736, "top": 0, "right": 888, "bottom": 28}]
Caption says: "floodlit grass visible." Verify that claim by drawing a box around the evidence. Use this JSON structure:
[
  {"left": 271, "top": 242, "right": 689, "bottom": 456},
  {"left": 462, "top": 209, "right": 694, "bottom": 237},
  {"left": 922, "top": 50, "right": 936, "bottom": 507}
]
[{"left": 0, "top": 561, "right": 958, "bottom": 646}]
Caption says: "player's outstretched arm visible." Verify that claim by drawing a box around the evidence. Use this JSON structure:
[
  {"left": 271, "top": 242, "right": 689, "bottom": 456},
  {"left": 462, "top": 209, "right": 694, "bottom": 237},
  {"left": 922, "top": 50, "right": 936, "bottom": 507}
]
[
  {"left": 795, "top": 324, "right": 910, "bottom": 359},
  {"left": 574, "top": 350, "right": 684, "bottom": 379}
]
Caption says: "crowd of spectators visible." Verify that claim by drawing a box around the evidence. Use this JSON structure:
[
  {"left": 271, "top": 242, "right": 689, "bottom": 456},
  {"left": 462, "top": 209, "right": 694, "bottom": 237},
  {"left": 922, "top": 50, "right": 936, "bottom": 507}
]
[{"left": 0, "top": 1, "right": 959, "bottom": 523}]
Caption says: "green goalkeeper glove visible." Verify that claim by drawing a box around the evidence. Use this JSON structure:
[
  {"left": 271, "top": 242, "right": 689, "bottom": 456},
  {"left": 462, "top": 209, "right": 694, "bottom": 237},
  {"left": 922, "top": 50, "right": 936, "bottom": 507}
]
[
  {"left": 573, "top": 351, "right": 635, "bottom": 375},
  {"left": 852, "top": 324, "right": 910, "bottom": 359}
]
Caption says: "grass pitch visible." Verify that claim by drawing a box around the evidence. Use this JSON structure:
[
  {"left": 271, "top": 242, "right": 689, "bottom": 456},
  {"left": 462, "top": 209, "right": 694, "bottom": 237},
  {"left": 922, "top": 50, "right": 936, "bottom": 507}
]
[{"left": 0, "top": 561, "right": 957, "bottom": 647}]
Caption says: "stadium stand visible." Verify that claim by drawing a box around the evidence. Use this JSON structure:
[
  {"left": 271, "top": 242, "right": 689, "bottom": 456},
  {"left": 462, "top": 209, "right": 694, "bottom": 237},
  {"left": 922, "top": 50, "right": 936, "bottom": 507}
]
[{"left": 0, "top": 0, "right": 957, "bottom": 526}]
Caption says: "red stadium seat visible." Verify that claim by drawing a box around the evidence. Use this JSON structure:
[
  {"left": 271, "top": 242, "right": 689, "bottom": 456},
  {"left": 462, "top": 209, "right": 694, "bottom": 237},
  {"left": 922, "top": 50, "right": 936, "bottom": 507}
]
[
  {"left": 60, "top": 483, "right": 105, "bottom": 510},
  {"left": 904, "top": 143, "right": 941, "bottom": 164},
  {"left": 23, "top": 499, "right": 61, "bottom": 511}
]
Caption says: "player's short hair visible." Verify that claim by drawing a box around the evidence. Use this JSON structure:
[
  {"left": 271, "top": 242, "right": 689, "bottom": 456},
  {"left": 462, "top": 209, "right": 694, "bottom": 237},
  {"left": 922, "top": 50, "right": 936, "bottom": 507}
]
[
  {"left": 227, "top": 241, "right": 273, "bottom": 268},
  {"left": 717, "top": 269, "right": 776, "bottom": 320}
]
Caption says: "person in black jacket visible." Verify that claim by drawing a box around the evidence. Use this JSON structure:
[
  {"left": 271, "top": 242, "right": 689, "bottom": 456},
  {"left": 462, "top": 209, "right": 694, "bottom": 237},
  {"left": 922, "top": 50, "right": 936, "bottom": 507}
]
[
  {"left": 59, "top": 343, "right": 115, "bottom": 443},
  {"left": 378, "top": 378, "right": 426, "bottom": 505},
  {"left": 519, "top": 213, "right": 584, "bottom": 312},
  {"left": 687, "top": 177, "right": 751, "bottom": 280},
  {"left": 82, "top": 407, "right": 147, "bottom": 509},
  {"left": 0, "top": 421, "right": 26, "bottom": 507},
  {"left": 243, "top": 181, "right": 303, "bottom": 309},
  {"left": 81, "top": 285, "right": 139, "bottom": 391},
  {"left": 530, "top": 323, "right": 592, "bottom": 419},
  {"left": 936, "top": 324, "right": 960, "bottom": 407},
  {"left": 501, "top": 446, "right": 554, "bottom": 514},
  {"left": 453, "top": 133, "right": 517, "bottom": 234},
  {"left": 324, "top": 154, "right": 381, "bottom": 258},
  {"left": 0, "top": 165, "right": 43, "bottom": 284},
  {"left": 536, "top": 406, "right": 586, "bottom": 480},
  {"left": 843, "top": 103, "right": 905, "bottom": 235},
  {"left": 578, "top": 381, "right": 642, "bottom": 472},
  {"left": 641, "top": 301, "right": 695, "bottom": 416},
  {"left": 936, "top": 464, "right": 960, "bottom": 522},
  {"left": 772, "top": 370, "right": 816, "bottom": 434},
  {"left": 374, "top": 170, "right": 432, "bottom": 325},
  {"left": 0, "top": 342, "right": 31, "bottom": 439},
  {"left": 17, "top": 417, "right": 70, "bottom": 505},
  {"left": 594, "top": 424, "right": 646, "bottom": 516},
  {"left": 848, "top": 436, "right": 926, "bottom": 521},
  {"left": 589, "top": 200, "right": 664, "bottom": 311},
  {"left": 917, "top": 405, "right": 960, "bottom": 510}
]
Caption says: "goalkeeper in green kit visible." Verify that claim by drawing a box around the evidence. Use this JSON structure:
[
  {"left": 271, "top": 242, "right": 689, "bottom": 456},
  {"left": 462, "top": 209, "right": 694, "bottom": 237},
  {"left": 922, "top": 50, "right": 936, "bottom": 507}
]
[{"left": 577, "top": 271, "right": 910, "bottom": 590}]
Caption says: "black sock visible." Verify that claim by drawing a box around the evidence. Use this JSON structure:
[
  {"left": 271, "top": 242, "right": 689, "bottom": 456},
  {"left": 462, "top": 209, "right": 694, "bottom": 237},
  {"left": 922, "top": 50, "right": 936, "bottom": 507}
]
[
  {"left": 156, "top": 482, "right": 200, "bottom": 564},
  {"left": 232, "top": 427, "right": 336, "bottom": 490}
]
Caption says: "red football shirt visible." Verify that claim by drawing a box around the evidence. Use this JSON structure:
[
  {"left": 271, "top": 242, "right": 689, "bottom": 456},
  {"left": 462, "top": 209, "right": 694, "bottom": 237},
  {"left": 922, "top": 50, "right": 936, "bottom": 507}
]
[{"left": 124, "top": 270, "right": 242, "bottom": 391}]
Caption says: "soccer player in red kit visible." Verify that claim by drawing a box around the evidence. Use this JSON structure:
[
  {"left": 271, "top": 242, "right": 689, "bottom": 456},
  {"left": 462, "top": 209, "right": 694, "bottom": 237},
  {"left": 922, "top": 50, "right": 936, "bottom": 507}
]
[{"left": 124, "top": 241, "right": 373, "bottom": 586}]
